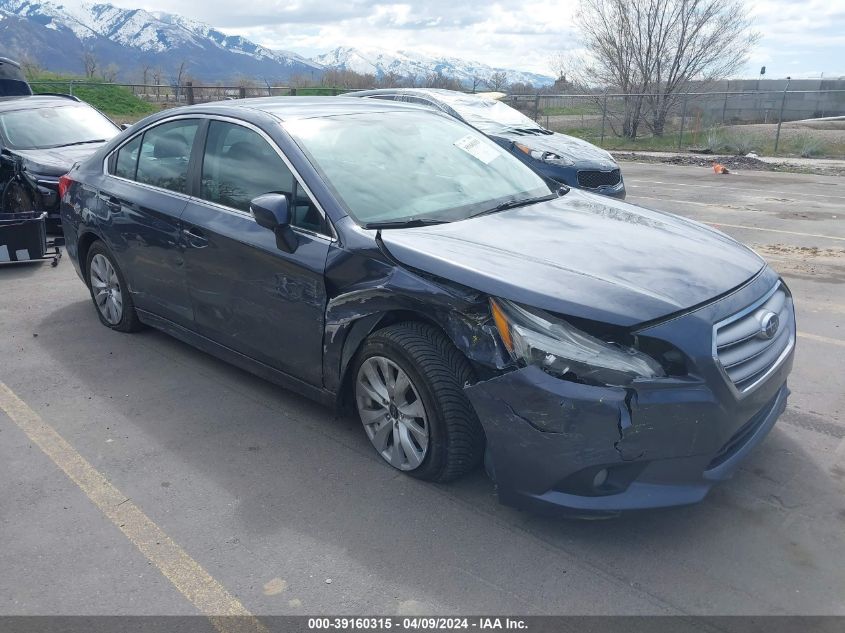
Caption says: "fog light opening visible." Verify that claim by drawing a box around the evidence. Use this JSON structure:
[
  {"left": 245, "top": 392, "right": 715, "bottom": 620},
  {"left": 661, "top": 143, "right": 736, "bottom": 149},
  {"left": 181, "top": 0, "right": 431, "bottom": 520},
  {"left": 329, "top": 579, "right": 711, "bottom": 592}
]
[{"left": 592, "top": 468, "right": 609, "bottom": 489}]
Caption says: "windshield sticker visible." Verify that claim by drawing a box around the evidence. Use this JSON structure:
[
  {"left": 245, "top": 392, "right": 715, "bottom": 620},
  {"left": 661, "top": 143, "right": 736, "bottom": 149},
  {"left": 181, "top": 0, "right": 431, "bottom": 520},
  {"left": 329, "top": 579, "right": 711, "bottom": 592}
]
[{"left": 454, "top": 135, "right": 499, "bottom": 164}]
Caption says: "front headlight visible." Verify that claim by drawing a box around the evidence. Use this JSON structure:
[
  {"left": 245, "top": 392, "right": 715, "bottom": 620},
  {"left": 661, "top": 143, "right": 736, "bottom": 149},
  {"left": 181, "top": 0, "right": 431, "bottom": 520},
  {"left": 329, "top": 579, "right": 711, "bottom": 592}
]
[
  {"left": 514, "top": 142, "right": 575, "bottom": 167},
  {"left": 490, "top": 298, "right": 664, "bottom": 385}
]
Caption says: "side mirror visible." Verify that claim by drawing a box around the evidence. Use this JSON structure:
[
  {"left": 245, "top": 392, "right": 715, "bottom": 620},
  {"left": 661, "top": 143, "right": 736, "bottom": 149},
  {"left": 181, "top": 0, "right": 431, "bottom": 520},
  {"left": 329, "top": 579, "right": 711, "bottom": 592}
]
[
  {"left": 120, "top": 123, "right": 131, "bottom": 131},
  {"left": 250, "top": 193, "right": 298, "bottom": 253}
]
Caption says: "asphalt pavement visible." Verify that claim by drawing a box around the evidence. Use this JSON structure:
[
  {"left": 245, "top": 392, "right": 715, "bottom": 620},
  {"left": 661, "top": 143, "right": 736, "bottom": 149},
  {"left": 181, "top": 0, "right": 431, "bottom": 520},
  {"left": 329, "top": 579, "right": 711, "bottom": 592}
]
[{"left": 1, "top": 162, "right": 843, "bottom": 617}]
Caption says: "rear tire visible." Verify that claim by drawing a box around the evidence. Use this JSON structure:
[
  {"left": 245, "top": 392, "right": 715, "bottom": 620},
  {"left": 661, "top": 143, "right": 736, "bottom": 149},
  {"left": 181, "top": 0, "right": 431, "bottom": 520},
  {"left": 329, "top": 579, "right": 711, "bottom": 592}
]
[
  {"left": 352, "top": 322, "right": 484, "bottom": 482},
  {"left": 85, "top": 241, "right": 142, "bottom": 333}
]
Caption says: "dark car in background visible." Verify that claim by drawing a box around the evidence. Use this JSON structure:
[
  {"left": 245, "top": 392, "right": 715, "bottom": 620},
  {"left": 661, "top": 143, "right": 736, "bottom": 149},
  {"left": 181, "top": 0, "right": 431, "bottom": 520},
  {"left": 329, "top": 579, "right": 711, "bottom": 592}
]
[
  {"left": 0, "top": 94, "right": 121, "bottom": 228},
  {"left": 0, "top": 57, "right": 32, "bottom": 97},
  {"left": 60, "top": 97, "right": 793, "bottom": 515},
  {"left": 352, "top": 88, "right": 626, "bottom": 199}
]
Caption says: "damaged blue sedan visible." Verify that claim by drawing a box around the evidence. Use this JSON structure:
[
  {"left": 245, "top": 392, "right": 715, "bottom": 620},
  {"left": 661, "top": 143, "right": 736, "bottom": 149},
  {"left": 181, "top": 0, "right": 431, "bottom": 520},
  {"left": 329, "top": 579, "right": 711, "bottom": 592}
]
[{"left": 60, "top": 97, "right": 795, "bottom": 515}]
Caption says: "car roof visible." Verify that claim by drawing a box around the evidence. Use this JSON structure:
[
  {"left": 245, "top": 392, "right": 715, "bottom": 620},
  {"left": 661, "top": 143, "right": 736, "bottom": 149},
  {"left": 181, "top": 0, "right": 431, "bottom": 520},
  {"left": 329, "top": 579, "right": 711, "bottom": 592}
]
[
  {"left": 160, "top": 96, "right": 429, "bottom": 122},
  {"left": 0, "top": 94, "right": 83, "bottom": 112}
]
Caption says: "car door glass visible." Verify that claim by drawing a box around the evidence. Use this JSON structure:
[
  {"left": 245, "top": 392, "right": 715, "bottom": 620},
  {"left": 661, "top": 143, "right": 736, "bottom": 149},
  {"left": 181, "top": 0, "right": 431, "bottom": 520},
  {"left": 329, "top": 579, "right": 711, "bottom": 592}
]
[
  {"left": 114, "top": 134, "right": 142, "bottom": 180},
  {"left": 200, "top": 120, "right": 328, "bottom": 235},
  {"left": 135, "top": 119, "right": 199, "bottom": 194}
]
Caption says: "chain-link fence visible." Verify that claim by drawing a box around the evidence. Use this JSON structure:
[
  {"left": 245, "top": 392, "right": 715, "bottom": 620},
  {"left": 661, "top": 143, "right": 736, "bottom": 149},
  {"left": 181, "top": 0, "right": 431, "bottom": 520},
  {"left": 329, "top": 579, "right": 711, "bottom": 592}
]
[
  {"left": 29, "top": 80, "right": 346, "bottom": 104},
  {"left": 506, "top": 90, "right": 845, "bottom": 158},
  {"left": 28, "top": 80, "right": 845, "bottom": 158}
]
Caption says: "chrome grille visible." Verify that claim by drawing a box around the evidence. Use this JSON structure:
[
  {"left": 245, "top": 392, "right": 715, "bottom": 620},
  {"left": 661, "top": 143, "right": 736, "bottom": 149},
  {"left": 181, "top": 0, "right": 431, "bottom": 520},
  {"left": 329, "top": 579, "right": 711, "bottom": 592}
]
[{"left": 713, "top": 282, "right": 795, "bottom": 394}]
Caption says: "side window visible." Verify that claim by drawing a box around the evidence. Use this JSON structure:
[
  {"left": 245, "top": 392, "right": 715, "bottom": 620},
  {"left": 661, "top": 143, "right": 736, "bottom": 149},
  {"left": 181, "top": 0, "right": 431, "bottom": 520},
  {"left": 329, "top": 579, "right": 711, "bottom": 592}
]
[
  {"left": 114, "top": 134, "right": 141, "bottom": 180},
  {"left": 135, "top": 119, "right": 199, "bottom": 194},
  {"left": 200, "top": 120, "right": 328, "bottom": 235}
]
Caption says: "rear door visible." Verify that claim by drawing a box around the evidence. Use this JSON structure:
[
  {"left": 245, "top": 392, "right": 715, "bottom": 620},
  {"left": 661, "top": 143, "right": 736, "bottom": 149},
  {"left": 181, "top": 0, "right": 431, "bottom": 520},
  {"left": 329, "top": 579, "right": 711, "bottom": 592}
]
[
  {"left": 180, "top": 118, "right": 332, "bottom": 386},
  {"left": 100, "top": 118, "right": 201, "bottom": 327}
]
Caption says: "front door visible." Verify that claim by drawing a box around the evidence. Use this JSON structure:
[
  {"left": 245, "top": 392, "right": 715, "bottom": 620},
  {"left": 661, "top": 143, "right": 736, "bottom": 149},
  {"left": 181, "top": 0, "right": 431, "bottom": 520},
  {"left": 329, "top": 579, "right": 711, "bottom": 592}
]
[{"left": 180, "top": 119, "right": 332, "bottom": 386}]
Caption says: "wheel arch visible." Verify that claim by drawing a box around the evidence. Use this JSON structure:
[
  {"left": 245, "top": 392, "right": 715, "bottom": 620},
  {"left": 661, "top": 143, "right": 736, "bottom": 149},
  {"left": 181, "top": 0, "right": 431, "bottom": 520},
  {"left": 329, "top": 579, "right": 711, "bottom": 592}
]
[
  {"left": 334, "top": 308, "right": 452, "bottom": 412},
  {"left": 77, "top": 230, "right": 104, "bottom": 285}
]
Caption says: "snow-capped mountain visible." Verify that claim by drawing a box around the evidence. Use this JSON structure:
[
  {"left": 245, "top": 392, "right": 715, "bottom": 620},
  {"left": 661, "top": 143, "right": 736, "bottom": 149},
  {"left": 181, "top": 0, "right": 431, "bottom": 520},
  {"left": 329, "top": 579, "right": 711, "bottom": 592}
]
[
  {"left": 314, "top": 46, "right": 554, "bottom": 88},
  {"left": 0, "top": 0, "right": 321, "bottom": 80},
  {"left": 0, "top": 0, "right": 554, "bottom": 87}
]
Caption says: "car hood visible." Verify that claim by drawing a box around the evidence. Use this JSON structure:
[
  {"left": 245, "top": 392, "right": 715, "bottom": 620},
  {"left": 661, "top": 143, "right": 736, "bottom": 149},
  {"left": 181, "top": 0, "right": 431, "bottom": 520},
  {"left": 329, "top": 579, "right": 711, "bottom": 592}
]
[
  {"left": 497, "top": 131, "right": 616, "bottom": 166},
  {"left": 12, "top": 144, "right": 106, "bottom": 177},
  {"left": 379, "top": 190, "right": 765, "bottom": 327}
]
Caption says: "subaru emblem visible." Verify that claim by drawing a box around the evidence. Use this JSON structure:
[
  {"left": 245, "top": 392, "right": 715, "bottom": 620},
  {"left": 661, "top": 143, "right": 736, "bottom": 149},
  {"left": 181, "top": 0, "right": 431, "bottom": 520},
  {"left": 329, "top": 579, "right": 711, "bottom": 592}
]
[{"left": 759, "top": 311, "right": 779, "bottom": 339}]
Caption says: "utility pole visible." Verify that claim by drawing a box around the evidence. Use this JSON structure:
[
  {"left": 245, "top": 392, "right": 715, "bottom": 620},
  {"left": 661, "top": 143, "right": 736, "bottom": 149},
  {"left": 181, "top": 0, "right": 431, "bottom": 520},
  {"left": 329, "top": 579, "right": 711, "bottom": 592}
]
[{"left": 774, "top": 76, "right": 791, "bottom": 154}]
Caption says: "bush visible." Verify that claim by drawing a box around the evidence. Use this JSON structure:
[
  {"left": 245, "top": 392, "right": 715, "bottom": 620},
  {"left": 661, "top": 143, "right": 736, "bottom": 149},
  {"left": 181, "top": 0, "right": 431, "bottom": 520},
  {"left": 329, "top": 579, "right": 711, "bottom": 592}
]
[
  {"left": 705, "top": 127, "right": 729, "bottom": 153},
  {"left": 790, "top": 132, "right": 826, "bottom": 158},
  {"left": 726, "top": 131, "right": 763, "bottom": 155}
]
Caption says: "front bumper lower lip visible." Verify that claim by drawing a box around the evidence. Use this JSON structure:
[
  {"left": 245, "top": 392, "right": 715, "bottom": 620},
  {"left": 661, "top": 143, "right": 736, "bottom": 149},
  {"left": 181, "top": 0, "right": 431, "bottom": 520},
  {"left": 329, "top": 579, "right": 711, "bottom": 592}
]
[
  {"left": 590, "top": 181, "right": 626, "bottom": 199},
  {"left": 464, "top": 364, "right": 790, "bottom": 516}
]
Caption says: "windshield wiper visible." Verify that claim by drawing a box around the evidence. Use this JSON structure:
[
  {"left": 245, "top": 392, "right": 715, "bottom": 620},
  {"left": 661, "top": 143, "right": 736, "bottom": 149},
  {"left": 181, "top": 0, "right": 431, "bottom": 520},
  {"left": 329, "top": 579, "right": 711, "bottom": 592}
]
[
  {"left": 470, "top": 192, "right": 561, "bottom": 219},
  {"left": 51, "top": 139, "right": 108, "bottom": 148},
  {"left": 364, "top": 217, "right": 450, "bottom": 229}
]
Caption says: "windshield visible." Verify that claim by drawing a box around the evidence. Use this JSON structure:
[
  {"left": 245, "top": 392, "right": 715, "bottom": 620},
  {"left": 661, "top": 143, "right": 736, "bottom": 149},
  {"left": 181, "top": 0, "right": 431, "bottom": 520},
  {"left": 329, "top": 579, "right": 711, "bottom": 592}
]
[
  {"left": 437, "top": 94, "right": 547, "bottom": 135},
  {"left": 284, "top": 111, "right": 552, "bottom": 227},
  {"left": 0, "top": 105, "right": 119, "bottom": 150}
]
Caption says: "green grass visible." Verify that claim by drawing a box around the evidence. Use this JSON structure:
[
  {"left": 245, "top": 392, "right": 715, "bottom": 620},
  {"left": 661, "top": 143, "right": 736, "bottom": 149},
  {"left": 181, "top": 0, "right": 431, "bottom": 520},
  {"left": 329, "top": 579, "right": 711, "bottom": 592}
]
[
  {"left": 542, "top": 103, "right": 602, "bottom": 116},
  {"left": 29, "top": 73, "right": 156, "bottom": 119},
  {"left": 291, "top": 86, "right": 345, "bottom": 96},
  {"left": 551, "top": 124, "right": 845, "bottom": 158}
]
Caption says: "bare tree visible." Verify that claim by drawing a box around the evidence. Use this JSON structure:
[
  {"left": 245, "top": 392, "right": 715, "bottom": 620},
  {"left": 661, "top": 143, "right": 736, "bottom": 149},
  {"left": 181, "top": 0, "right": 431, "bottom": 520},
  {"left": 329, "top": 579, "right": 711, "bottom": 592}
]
[
  {"left": 377, "top": 71, "right": 403, "bottom": 88},
  {"left": 100, "top": 63, "right": 119, "bottom": 83},
  {"left": 18, "top": 53, "right": 41, "bottom": 80},
  {"left": 548, "top": 51, "right": 571, "bottom": 84},
  {"left": 486, "top": 71, "right": 509, "bottom": 92},
  {"left": 173, "top": 60, "right": 188, "bottom": 87},
  {"left": 576, "top": 0, "right": 758, "bottom": 137},
  {"left": 509, "top": 82, "right": 536, "bottom": 95},
  {"left": 139, "top": 63, "right": 152, "bottom": 87},
  {"left": 82, "top": 50, "right": 98, "bottom": 79},
  {"left": 320, "top": 68, "right": 375, "bottom": 89},
  {"left": 424, "top": 71, "right": 462, "bottom": 90}
]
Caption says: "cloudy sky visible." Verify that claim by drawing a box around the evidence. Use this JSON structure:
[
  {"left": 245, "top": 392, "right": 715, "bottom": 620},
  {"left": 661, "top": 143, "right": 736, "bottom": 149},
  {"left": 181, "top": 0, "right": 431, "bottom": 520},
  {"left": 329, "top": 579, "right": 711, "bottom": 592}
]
[{"left": 64, "top": 0, "right": 845, "bottom": 77}]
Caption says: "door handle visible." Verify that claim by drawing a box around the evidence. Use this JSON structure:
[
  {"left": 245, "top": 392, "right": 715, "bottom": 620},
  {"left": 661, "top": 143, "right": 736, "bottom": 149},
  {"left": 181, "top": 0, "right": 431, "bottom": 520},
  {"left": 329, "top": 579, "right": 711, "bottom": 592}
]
[{"left": 182, "top": 226, "right": 209, "bottom": 248}]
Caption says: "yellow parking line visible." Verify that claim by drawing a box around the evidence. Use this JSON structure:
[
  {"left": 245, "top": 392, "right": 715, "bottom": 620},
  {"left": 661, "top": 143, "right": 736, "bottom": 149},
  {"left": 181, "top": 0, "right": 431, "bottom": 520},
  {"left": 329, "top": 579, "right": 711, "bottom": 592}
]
[
  {"left": 798, "top": 332, "right": 845, "bottom": 348},
  {"left": 0, "top": 381, "right": 267, "bottom": 633}
]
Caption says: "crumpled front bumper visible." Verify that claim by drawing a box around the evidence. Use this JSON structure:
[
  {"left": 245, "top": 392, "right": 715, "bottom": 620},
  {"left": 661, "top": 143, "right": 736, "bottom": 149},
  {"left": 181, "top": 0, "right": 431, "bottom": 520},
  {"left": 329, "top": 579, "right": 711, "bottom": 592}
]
[{"left": 464, "top": 360, "right": 791, "bottom": 516}]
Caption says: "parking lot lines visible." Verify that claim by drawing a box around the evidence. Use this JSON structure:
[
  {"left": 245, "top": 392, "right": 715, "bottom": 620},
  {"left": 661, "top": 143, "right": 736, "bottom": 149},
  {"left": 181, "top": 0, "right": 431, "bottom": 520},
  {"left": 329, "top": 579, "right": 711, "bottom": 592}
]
[
  {"left": 629, "top": 196, "right": 845, "bottom": 242},
  {"left": 707, "top": 223, "right": 845, "bottom": 242},
  {"left": 627, "top": 178, "right": 845, "bottom": 202},
  {"left": 0, "top": 381, "right": 267, "bottom": 633}
]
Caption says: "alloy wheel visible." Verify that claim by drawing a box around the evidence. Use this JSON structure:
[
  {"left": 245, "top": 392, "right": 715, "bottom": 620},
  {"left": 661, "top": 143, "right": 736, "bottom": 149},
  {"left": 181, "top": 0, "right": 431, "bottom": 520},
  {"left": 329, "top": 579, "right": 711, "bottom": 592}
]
[
  {"left": 355, "top": 356, "right": 430, "bottom": 470},
  {"left": 89, "top": 253, "right": 123, "bottom": 325}
]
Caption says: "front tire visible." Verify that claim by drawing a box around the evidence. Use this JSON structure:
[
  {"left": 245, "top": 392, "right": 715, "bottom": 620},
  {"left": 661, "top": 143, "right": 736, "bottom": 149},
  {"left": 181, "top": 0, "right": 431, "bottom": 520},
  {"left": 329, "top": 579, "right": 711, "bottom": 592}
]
[
  {"left": 353, "top": 322, "right": 484, "bottom": 482},
  {"left": 86, "top": 241, "right": 142, "bottom": 333}
]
